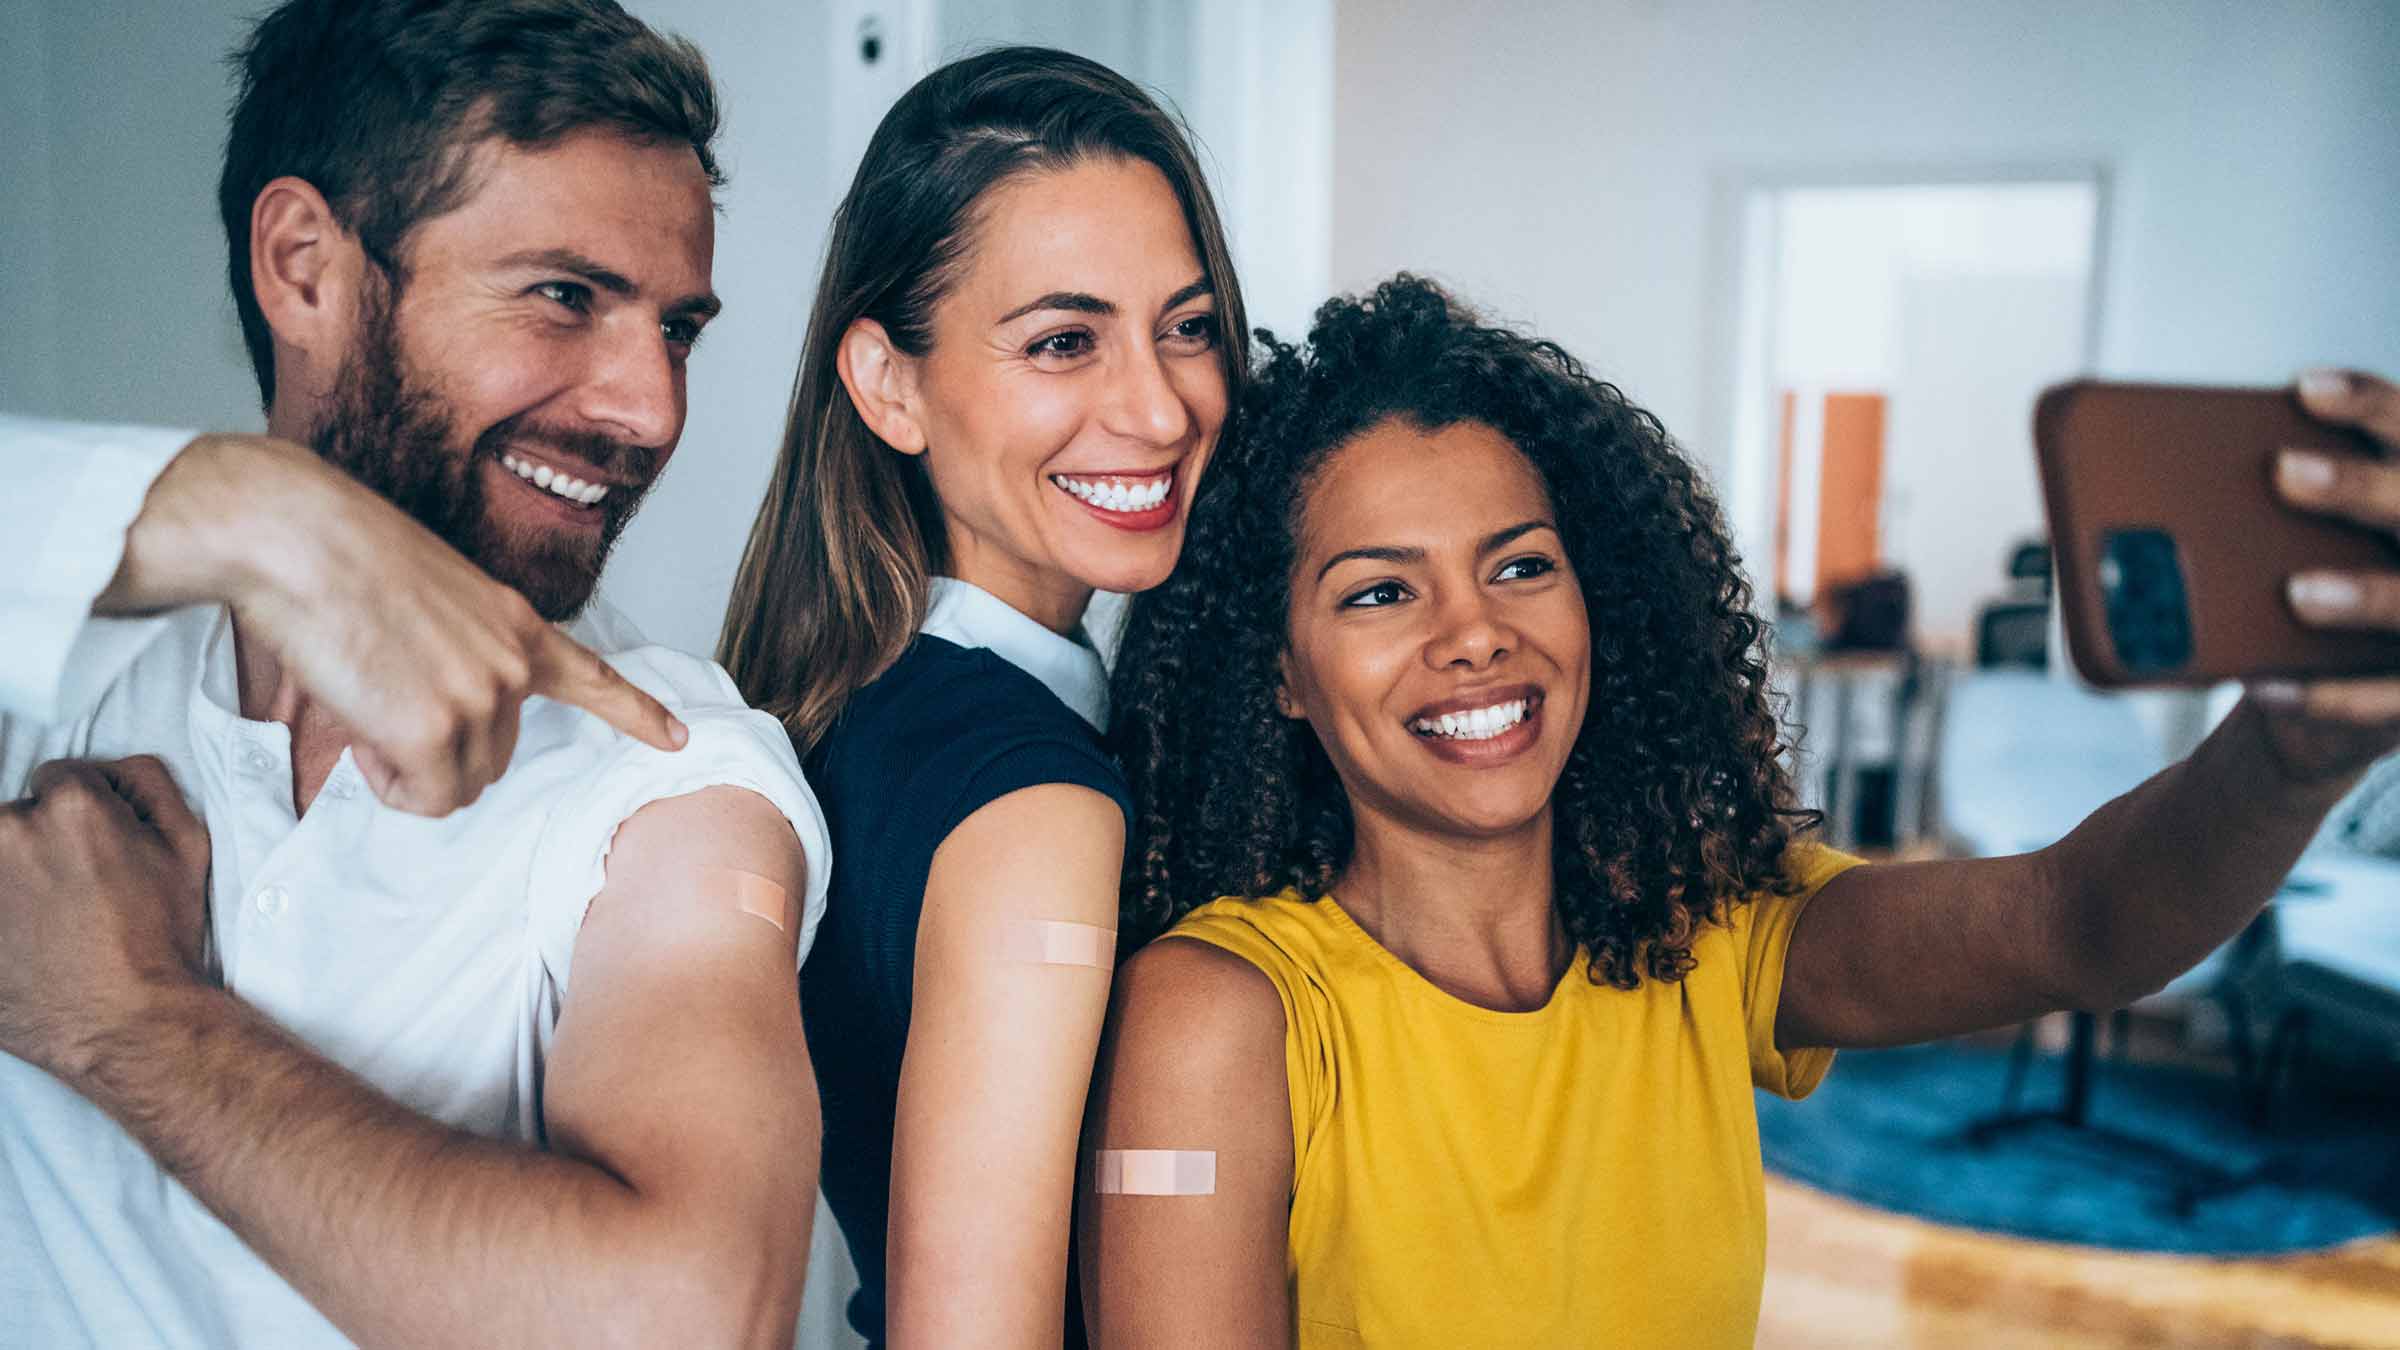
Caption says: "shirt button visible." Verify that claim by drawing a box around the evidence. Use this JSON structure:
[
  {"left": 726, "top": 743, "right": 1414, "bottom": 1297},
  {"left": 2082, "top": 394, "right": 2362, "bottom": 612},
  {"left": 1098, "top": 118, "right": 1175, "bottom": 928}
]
[
  {"left": 240, "top": 746, "right": 276, "bottom": 775},
  {"left": 254, "top": 886, "right": 290, "bottom": 919}
]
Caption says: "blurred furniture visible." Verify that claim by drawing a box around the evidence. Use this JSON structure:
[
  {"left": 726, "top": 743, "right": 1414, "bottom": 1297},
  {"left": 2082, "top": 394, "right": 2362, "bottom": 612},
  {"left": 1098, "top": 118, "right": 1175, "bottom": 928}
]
[
  {"left": 1971, "top": 537, "right": 2053, "bottom": 670},
  {"left": 1935, "top": 671, "right": 2219, "bottom": 1158},
  {"left": 2254, "top": 850, "right": 2400, "bottom": 1120},
  {"left": 1786, "top": 649, "right": 1939, "bottom": 850},
  {"left": 1973, "top": 601, "right": 2050, "bottom": 669}
]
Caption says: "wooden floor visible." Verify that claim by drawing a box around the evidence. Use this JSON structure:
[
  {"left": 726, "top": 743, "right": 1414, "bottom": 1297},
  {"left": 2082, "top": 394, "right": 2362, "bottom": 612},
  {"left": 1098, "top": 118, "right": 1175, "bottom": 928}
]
[{"left": 1757, "top": 1175, "right": 2400, "bottom": 1348}]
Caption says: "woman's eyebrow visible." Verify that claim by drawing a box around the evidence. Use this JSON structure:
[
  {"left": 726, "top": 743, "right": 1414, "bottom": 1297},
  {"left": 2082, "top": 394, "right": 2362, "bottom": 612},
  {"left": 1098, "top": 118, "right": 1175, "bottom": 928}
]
[
  {"left": 1479, "top": 520, "right": 1558, "bottom": 554},
  {"left": 1315, "top": 544, "right": 1425, "bottom": 583},
  {"left": 995, "top": 275, "right": 1211, "bottom": 325},
  {"left": 997, "top": 291, "right": 1113, "bottom": 324}
]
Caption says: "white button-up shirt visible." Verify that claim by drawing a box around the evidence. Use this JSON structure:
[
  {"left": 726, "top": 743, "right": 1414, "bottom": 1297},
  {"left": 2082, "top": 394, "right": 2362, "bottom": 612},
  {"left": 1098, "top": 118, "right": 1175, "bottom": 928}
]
[{"left": 0, "top": 416, "right": 831, "bottom": 1349}]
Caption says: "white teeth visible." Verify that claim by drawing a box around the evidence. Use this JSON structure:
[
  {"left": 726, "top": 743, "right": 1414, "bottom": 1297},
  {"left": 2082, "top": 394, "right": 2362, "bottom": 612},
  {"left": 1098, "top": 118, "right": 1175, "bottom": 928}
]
[
  {"left": 1054, "top": 473, "right": 1172, "bottom": 513},
  {"left": 500, "top": 453, "right": 611, "bottom": 506},
  {"left": 1412, "top": 699, "right": 1530, "bottom": 742}
]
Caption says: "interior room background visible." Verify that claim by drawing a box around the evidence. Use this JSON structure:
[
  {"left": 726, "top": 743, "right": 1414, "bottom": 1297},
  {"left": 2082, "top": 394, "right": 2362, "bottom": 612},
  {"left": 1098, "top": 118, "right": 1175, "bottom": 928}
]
[{"left": 6, "top": 2, "right": 2398, "bottom": 1345}]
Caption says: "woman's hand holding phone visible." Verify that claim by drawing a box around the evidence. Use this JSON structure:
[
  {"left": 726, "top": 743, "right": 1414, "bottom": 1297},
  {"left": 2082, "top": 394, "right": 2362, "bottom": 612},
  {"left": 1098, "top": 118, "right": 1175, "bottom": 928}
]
[{"left": 2253, "top": 369, "right": 2400, "bottom": 783}]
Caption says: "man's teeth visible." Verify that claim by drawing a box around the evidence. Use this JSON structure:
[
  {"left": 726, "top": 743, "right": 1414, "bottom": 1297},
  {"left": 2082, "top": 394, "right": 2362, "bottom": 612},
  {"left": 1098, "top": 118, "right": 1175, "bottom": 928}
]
[
  {"left": 1411, "top": 699, "right": 1532, "bottom": 742},
  {"left": 501, "top": 453, "right": 610, "bottom": 506},
  {"left": 1053, "top": 474, "right": 1171, "bottom": 513}
]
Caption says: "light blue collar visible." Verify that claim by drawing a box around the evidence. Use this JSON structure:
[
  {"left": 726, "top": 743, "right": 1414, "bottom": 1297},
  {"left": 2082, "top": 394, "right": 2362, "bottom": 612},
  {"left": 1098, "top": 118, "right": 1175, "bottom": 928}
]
[{"left": 921, "top": 577, "right": 1108, "bottom": 729}]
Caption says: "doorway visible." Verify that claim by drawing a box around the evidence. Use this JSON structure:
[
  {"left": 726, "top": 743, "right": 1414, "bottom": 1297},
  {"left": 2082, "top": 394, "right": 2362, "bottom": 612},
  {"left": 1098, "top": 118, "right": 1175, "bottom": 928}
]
[{"left": 1724, "top": 173, "right": 2106, "bottom": 656}]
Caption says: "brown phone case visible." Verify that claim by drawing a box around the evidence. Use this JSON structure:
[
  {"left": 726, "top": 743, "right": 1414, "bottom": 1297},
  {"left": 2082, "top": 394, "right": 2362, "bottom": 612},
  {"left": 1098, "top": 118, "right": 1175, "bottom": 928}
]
[{"left": 2033, "top": 379, "right": 2400, "bottom": 687}]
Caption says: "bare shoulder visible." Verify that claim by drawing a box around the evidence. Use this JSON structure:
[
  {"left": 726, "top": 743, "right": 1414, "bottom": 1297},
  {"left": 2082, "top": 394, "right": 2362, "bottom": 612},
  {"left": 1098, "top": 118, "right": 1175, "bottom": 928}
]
[
  {"left": 602, "top": 784, "right": 809, "bottom": 902},
  {"left": 1105, "top": 937, "right": 1288, "bottom": 1089}
]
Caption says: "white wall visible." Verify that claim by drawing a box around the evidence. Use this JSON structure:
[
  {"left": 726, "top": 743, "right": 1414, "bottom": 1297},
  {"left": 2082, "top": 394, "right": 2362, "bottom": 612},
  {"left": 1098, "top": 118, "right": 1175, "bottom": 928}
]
[
  {"left": 1332, "top": 0, "right": 2400, "bottom": 495},
  {"left": 1886, "top": 272, "right": 2088, "bottom": 647}
]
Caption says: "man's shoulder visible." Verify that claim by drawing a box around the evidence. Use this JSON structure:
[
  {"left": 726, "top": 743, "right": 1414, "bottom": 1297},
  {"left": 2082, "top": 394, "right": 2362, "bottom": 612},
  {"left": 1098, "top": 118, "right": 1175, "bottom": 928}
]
[
  {"left": 527, "top": 599, "right": 814, "bottom": 842},
  {"left": 561, "top": 598, "right": 735, "bottom": 713}
]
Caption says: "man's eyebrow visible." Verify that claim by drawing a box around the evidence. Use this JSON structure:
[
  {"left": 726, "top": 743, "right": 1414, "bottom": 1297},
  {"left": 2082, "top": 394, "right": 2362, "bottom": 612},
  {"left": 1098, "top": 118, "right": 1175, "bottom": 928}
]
[
  {"left": 496, "top": 247, "right": 719, "bottom": 321},
  {"left": 496, "top": 247, "right": 639, "bottom": 296},
  {"left": 1316, "top": 544, "right": 1427, "bottom": 583},
  {"left": 668, "top": 291, "right": 723, "bottom": 322}
]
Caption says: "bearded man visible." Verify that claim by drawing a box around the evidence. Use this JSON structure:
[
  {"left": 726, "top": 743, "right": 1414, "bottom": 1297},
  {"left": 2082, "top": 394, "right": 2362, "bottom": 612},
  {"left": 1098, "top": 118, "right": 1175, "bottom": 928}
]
[{"left": 0, "top": 3, "right": 827, "bottom": 1345}]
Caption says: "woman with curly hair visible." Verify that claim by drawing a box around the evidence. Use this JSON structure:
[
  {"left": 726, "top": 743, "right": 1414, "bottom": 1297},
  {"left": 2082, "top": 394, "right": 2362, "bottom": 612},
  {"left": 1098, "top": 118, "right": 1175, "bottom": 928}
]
[{"left": 1080, "top": 274, "right": 2400, "bottom": 1346}]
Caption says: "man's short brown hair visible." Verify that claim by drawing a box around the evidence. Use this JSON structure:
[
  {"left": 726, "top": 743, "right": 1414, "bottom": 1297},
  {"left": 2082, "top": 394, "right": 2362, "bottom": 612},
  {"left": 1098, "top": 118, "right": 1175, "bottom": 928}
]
[{"left": 219, "top": 0, "right": 722, "bottom": 407}]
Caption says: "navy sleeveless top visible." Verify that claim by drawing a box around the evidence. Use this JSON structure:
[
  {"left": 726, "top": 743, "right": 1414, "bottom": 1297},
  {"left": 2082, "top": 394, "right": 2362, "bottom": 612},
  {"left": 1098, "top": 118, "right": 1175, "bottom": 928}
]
[{"left": 802, "top": 619, "right": 1129, "bottom": 1347}]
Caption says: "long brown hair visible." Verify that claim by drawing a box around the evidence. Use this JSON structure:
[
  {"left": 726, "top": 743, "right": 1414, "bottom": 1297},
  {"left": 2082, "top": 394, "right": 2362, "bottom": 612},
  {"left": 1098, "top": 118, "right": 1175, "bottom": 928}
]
[{"left": 719, "top": 46, "right": 1249, "bottom": 753}]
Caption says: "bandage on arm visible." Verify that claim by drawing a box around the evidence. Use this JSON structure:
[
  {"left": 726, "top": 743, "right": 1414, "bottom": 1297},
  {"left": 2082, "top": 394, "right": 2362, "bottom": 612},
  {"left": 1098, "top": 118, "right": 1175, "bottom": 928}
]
[
  {"left": 702, "top": 865, "right": 801, "bottom": 936},
  {"left": 1079, "top": 937, "right": 1296, "bottom": 1348},
  {"left": 885, "top": 783, "right": 1126, "bottom": 1348}
]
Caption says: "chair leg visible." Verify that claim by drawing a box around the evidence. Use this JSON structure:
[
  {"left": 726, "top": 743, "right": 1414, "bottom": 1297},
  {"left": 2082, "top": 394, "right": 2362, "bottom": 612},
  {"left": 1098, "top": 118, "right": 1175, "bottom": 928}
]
[
  {"left": 1999, "top": 1018, "right": 2039, "bottom": 1115},
  {"left": 2222, "top": 990, "right": 2264, "bottom": 1125},
  {"left": 2257, "top": 1009, "right": 2310, "bottom": 1132}
]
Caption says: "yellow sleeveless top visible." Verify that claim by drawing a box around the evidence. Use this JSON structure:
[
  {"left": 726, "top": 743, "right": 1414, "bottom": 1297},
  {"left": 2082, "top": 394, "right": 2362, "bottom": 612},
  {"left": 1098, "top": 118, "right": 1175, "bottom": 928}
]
[{"left": 1164, "top": 844, "right": 1862, "bottom": 1349}]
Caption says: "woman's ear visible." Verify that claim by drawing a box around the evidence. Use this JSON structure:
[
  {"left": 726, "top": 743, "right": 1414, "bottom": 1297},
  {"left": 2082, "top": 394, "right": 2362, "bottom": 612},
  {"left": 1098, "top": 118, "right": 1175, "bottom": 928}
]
[
  {"left": 1274, "top": 653, "right": 1307, "bottom": 720},
  {"left": 837, "top": 318, "right": 929, "bottom": 456}
]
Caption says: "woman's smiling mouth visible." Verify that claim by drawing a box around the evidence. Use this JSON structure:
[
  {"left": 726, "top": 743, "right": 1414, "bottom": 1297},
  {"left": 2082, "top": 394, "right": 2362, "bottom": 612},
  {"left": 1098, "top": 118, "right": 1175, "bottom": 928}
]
[{"left": 1051, "top": 466, "right": 1180, "bottom": 530}]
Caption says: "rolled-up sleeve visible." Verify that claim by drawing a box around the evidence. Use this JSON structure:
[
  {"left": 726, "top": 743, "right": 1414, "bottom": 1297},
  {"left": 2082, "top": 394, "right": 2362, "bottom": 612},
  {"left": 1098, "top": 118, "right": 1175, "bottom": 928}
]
[
  {"left": 0, "top": 416, "right": 192, "bottom": 724},
  {"left": 525, "top": 647, "right": 833, "bottom": 991}
]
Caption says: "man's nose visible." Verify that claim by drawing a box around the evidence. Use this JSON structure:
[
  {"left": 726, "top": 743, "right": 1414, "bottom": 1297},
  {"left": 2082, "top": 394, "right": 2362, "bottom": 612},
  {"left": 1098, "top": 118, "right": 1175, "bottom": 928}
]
[{"left": 576, "top": 321, "right": 682, "bottom": 451}]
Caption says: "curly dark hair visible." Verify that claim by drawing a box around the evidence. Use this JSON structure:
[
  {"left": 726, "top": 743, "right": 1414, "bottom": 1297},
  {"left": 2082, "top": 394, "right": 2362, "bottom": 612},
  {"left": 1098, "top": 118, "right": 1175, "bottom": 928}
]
[{"left": 1108, "top": 273, "right": 1819, "bottom": 988}]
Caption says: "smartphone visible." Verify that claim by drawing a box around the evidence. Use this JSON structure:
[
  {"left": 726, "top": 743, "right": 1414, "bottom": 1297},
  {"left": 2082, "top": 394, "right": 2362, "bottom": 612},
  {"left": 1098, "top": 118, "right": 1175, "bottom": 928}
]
[{"left": 2033, "top": 379, "right": 2400, "bottom": 688}]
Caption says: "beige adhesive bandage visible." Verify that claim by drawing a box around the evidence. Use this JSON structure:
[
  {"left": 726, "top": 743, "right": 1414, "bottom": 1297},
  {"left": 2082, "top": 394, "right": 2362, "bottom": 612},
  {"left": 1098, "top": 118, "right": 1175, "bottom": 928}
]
[
  {"left": 1093, "top": 1149, "right": 1217, "bottom": 1196},
  {"left": 702, "top": 866, "right": 798, "bottom": 935},
  {"left": 1001, "top": 919, "right": 1115, "bottom": 970}
]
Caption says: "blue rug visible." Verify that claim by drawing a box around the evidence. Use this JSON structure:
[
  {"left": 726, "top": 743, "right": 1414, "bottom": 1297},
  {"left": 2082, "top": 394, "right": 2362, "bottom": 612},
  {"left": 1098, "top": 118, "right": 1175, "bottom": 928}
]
[{"left": 1756, "top": 1044, "right": 2400, "bottom": 1255}]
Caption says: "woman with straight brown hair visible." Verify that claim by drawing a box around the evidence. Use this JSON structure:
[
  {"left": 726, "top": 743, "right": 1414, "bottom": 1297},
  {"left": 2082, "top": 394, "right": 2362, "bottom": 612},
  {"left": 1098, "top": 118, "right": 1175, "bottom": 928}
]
[{"left": 717, "top": 46, "right": 1247, "bottom": 1348}]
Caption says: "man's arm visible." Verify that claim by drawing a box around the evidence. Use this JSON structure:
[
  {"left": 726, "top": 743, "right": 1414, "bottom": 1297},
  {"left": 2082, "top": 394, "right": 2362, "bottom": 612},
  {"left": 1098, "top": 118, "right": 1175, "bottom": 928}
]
[
  {"left": 0, "top": 416, "right": 683, "bottom": 812},
  {"left": 0, "top": 416, "right": 192, "bottom": 725},
  {"left": 1078, "top": 938, "right": 1295, "bottom": 1348},
  {"left": 55, "top": 782, "right": 817, "bottom": 1349}
]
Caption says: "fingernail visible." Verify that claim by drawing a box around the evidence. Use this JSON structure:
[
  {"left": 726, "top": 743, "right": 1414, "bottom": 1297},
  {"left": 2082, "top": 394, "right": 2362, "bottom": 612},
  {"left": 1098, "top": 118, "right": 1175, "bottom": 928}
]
[
  {"left": 2289, "top": 572, "right": 2362, "bottom": 612},
  {"left": 2278, "top": 449, "right": 2335, "bottom": 493},
  {"left": 2299, "top": 369, "right": 2350, "bottom": 400},
  {"left": 2251, "top": 679, "right": 2304, "bottom": 707},
  {"left": 669, "top": 718, "right": 689, "bottom": 749}
]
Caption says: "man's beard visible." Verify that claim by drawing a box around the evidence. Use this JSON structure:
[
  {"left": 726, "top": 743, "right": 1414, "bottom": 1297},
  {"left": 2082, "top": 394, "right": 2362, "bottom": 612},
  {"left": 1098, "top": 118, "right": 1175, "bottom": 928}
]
[{"left": 307, "top": 287, "right": 658, "bottom": 622}]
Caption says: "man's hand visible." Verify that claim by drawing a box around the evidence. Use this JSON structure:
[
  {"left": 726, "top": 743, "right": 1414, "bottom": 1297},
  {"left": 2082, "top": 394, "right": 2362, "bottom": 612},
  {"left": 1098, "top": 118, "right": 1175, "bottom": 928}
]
[
  {"left": 2256, "top": 370, "right": 2400, "bottom": 783},
  {"left": 0, "top": 756, "right": 210, "bottom": 1082},
  {"left": 104, "top": 434, "right": 685, "bottom": 816}
]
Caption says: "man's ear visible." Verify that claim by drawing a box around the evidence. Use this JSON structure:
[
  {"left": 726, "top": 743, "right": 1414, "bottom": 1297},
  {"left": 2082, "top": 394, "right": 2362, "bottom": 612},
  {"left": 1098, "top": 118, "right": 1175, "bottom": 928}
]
[
  {"left": 250, "top": 176, "right": 370, "bottom": 373},
  {"left": 836, "top": 318, "right": 929, "bottom": 456}
]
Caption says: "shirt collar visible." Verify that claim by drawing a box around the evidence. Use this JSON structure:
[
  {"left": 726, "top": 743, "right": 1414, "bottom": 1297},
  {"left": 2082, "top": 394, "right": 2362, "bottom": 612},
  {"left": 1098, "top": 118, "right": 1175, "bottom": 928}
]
[{"left": 920, "top": 577, "right": 1108, "bottom": 729}]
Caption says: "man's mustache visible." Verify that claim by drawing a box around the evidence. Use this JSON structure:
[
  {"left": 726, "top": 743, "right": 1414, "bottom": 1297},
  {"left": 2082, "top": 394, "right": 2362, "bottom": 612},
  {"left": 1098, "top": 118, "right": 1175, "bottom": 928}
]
[{"left": 478, "top": 417, "right": 661, "bottom": 488}]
